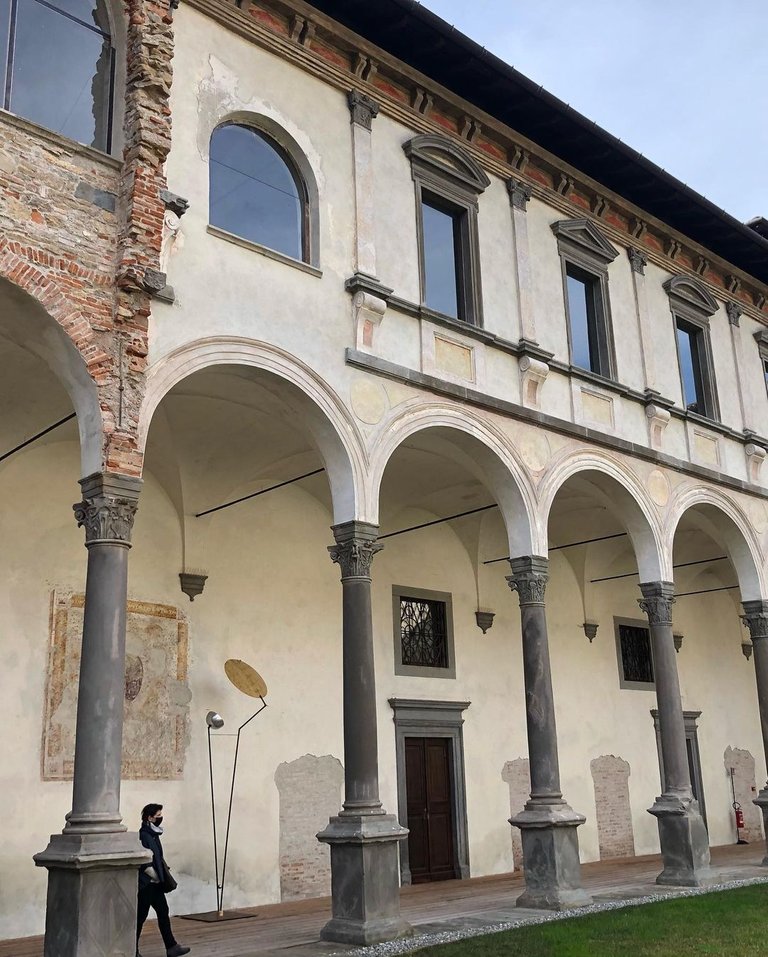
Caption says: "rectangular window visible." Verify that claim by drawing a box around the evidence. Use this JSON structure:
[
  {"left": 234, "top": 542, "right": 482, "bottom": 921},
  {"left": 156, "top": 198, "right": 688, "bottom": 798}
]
[
  {"left": 763, "top": 357, "right": 768, "bottom": 397},
  {"left": 615, "top": 619, "right": 654, "bottom": 689},
  {"left": 421, "top": 195, "right": 465, "bottom": 320},
  {"left": 676, "top": 318, "right": 709, "bottom": 415},
  {"left": 565, "top": 263, "right": 604, "bottom": 373},
  {"left": 393, "top": 586, "right": 456, "bottom": 678}
]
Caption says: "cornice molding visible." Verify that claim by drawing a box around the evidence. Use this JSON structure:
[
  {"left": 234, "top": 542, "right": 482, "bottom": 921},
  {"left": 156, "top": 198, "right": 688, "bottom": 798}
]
[{"left": 183, "top": 0, "right": 768, "bottom": 324}]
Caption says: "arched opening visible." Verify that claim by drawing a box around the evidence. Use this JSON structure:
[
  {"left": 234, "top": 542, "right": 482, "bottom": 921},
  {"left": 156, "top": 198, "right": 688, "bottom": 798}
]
[
  {"left": 0, "top": 275, "right": 98, "bottom": 938},
  {"left": 540, "top": 461, "right": 665, "bottom": 866},
  {"left": 373, "top": 419, "right": 535, "bottom": 884},
  {"left": 131, "top": 355, "right": 360, "bottom": 912},
  {"left": 668, "top": 494, "right": 766, "bottom": 849},
  {"left": 0, "top": 0, "right": 119, "bottom": 152},
  {"left": 209, "top": 121, "right": 313, "bottom": 264}
]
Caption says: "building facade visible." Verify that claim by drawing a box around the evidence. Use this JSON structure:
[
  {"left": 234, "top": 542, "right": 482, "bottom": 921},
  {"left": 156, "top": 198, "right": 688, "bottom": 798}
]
[{"left": 2, "top": 0, "right": 768, "bottom": 952}]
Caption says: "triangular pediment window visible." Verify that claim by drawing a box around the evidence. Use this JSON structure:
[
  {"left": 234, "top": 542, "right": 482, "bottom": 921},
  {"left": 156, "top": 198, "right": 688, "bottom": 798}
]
[{"left": 551, "top": 218, "right": 619, "bottom": 265}]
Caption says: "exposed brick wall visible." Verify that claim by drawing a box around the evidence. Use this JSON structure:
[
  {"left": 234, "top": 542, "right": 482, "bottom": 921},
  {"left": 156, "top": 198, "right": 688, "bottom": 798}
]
[
  {"left": 590, "top": 754, "right": 635, "bottom": 860},
  {"left": 274, "top": 754, "right": 343, "bottom": 901},
  {"left": 724, "top": 746, "right": 764, "bottom": 845},
  {"left": 501, "top": 757, "right": 530, "bottom": 871},
  {"left": 0, "top": 0, "right": 174, "bottom": 478}
]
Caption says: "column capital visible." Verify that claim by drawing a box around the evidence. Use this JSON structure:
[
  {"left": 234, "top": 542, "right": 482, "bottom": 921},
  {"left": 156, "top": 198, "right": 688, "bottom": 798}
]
[
  {"left": 507, "top": 177, "right": 532, "bottom": 211},
  {"left": 73, "top": 472, "right": 142, "bottom": 547},
  {"left": 741, "top": 600, "right": 768, "bottom": 641},
  {"left": 507, "top": 555, "right": 548, "bottom": 605},
  {"left": 329, "top": 520, "right": 382, "bottom": 579},
  {"left": 627, "top": 246, "right": 648, "bottom": 274},
  {"left": 638, "top": 581, "right": 675, "bottom": 625},
  {"left": 347, "top": 90, "right": 379, "bottom": 130}
]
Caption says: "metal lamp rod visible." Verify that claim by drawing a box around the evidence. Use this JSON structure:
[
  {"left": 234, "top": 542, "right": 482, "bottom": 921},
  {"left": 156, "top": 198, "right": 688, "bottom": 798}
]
[
  {"left": 218, "top": 698, "right": 267, "bottom": 915},
  {"left": 207, "top": 725, "right": 222, "bottom": 914}
]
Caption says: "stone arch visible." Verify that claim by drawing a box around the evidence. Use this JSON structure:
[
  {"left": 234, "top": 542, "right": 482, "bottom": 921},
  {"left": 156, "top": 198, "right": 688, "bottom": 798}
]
[
  {"left": 138, "top": 337, "right": 367, "bottom": 524},
  {"left": 539, "top": 449, "right": 666, "bottom": 581},
  {"left": 368, "top": 403, "right": 539, "bottom": 557},
  {"left": 0, "top": 258, "right": 103, "bottom": 476},
  {"left": 665, "top": 484, "right": 766, "bottom": 601},
  {"left": 207, "top": 110, "right": 321, "bottom": 266}
]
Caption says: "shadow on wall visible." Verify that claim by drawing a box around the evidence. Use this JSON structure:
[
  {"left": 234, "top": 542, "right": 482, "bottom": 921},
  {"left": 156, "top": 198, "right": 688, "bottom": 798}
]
[
  {"left": 590, "top": 755, "right": 635, "bottom": 860},
  {"left": 501, "top": 758, "right": 530, "bottom": 871},
  {"left": 274, "top": 754, "right": 343, "bottom": 901},
  {"left": 724, "top": 746, "right": 764, "bottom": 845}
]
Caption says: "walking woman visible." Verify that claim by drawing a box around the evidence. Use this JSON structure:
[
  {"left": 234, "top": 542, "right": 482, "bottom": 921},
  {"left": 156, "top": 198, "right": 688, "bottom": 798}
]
[{"left": 137, "top": 803, "right": 191, "bottom": 957}]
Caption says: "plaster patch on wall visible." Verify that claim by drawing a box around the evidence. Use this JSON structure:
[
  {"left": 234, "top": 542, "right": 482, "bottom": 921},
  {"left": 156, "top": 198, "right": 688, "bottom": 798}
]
[
  {"left": 590, "top": 754, "right": 634, "bottom": 859},
  {"left": 724, "top": 746, "right": 764, "bottom": 845},
  {"left": 692, "top": 430, "right": 720, "bottom": 468},
  {"left": 580, "top": 388, "right": 614, "bottom": 428},
  {"left": 274, "top": 753, "right": 343, "bottom": 901},
  {"left": 434, "top": 335, "right": 474, "bottom": 382},
  {"left": 647, "top": 469, "right": 670, "bottom": 507},
  {"left": 519, "top": 429, "right": 551, "bottom": 473},
  {"left": 501, "top": 757, "right": 530, "bottom": 870},
  {"left": 42, "top": 592, "right": 190, "bottom": 780}
]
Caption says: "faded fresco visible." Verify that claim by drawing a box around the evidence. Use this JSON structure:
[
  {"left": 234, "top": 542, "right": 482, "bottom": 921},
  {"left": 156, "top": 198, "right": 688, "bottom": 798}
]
[{"left": 42, "top": 592, "right": 191, "bottom": 780}]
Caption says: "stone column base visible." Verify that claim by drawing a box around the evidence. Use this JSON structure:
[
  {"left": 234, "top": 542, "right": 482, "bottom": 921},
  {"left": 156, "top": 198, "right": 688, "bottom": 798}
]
[
  {"left": 317, "top": 812, "right": 412, "bottom": 945},
  {"left": 649, "top": 795, "right": 711, "bottom": 886},
  {"left": 753, "top": 789, "right": 768, "bottom": 865},
  {"left": 34, "top": 830, "right": 150, "bottom": 957},
  {"left": 510, "top": 802, "right": 592, "bottom": 910}
]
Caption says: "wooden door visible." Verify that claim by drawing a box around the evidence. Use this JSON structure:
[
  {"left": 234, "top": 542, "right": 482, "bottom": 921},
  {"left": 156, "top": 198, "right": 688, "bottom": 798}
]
[{"left": 404, "top": 737, "right": 457, "bottom": 883}]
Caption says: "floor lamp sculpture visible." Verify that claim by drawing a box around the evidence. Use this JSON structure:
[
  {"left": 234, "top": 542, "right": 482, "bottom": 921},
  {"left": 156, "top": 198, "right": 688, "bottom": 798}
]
[{"left": 206, "top": 658, "right": 268, "bottom": 918}]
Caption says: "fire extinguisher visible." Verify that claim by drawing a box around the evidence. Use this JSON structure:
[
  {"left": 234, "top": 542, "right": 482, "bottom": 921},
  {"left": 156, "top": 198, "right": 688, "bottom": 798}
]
[{"left": 730, "top": 767, "right": 749, "bottom": 845}]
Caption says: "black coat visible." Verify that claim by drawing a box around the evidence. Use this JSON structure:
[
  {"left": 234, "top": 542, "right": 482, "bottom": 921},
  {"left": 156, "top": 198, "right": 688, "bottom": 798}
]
[{"left": 139, "top": 823, "right": 167, "bottom": 890}]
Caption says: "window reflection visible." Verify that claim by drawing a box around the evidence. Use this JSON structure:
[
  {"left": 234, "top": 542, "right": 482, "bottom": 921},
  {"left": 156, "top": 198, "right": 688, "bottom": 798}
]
[
  {"left": 209, "top": 124, "right": 305, "bottom": 262},
  {"left": 421, "top": 197, "right": 461, "bottom": 319},
  {"left": 566, "top": 264, "right": 601, "bottom": 373},
  {"left": 676, "top": 320, "right": 704, "bottom": 414},
  {"left": 2, "top": 0, "right": 114, "bottom": 151}
]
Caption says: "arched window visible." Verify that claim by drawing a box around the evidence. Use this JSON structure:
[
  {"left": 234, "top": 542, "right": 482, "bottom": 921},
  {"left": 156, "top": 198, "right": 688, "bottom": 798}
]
[
  {"left": 1, "top": 0, "right": 115, "bottom": 152},
  {"left": 209, "top": 123, "right": 308, "bottom": 263}
]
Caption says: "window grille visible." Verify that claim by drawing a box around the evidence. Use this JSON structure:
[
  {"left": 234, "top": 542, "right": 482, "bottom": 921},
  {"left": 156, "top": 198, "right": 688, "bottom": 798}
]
[
  {"left": 618, "top": 623, "right": 654, "bottom": 684},
  {"left": 400, "top": 596, "right": 449, "bottom": 669}
]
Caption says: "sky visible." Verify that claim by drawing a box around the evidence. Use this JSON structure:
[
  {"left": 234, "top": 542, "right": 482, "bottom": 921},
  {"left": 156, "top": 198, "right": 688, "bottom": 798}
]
[{"left": 420, "top": 0, "right": 767, "bottom": 223}]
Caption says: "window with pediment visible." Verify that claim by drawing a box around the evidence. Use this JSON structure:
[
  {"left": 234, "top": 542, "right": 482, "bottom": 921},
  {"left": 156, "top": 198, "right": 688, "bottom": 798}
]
[
  {"left": 664, "top": 275, "right": 719, "bottom": 420},
  {"left": 404, "top": 134, "right": 490, "bottom": 326},
  {"left": 552, "top": 218, "right": 619, "bottom": 379}
]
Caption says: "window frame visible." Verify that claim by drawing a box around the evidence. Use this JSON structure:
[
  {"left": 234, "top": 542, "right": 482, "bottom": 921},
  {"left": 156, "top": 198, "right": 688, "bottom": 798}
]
[
  {"left": 614, "top": 616, "right": 655, "bottom": 691},
  {"left": 208, "top": 116, "right": 319, "bottom": 269},
  {"left": 393, "top": 585, "right": 456, "bottom": 679},
  {"left": 664, "top": 275, "right": 720, "bottom": 421},
  {"left": 404, "top": 134, "right": 489, "bottom": 327},
  {"left": 552, "top": 219, "right": 618, "bottom": 380},
  {"left": 753, "top": 329, "right": 768, "bottom": 399}
]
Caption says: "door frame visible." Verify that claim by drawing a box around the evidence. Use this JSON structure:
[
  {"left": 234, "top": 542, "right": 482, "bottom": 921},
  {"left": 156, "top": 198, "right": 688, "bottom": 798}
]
[
  {"left": 651, "top": 708, "right": 707, "bottom": 827},
  {"left": 389, "top": 698, "right": 470, "bottom": 884}
]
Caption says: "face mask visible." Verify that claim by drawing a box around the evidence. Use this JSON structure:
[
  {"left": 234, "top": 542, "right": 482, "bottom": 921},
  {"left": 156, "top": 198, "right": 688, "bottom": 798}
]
[{"left": 154, "top": 816, "right": 163, "bottom": 826}]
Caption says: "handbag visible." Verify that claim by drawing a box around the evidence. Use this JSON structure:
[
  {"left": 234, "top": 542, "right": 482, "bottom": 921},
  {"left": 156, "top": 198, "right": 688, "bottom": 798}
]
[{"left": 162, "top": 859, "right": 178, "bottom": 893}]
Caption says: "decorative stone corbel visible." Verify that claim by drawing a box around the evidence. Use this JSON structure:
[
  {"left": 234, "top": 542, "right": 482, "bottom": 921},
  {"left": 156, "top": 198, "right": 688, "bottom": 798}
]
[
  {"left": 179, "top": 572, "right": 207, "bottom": 601},
  {"left": 475, "top": 611, "right": 495, "bottom": 634},
  {"left": 745, "top": 442, "right": 767, "bottom": 483},
  {"left": 742, "top": 640, "right": 754, "bottom": 661},
  {"left": 156, "top": 190, "right": 189, "bottom": 303},
  {"left": 345, "top": 274, "right": 392, "bottom": 352},
  {"left": 673, "top": 633, "right": 684, "bottom": 653},
  {"left": 519, "top": 355, "right": 549, "bottom": 408},
  {"left": 645, "top": 401, "right": 671, "bottom": 449},
  {"left": 582, "top": 622, "right": 598, "bottom": 643}
]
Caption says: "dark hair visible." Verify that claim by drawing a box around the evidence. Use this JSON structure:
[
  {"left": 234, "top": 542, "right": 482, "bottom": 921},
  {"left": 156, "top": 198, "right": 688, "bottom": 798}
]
[{"left": 141, "top": 803, "right": 163, "bottom": 822}]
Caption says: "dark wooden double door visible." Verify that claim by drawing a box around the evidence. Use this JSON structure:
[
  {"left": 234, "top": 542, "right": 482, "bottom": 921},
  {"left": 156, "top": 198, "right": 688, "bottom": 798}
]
[{"left": 405, "top": 736, "right": 458, "bottom": 883}]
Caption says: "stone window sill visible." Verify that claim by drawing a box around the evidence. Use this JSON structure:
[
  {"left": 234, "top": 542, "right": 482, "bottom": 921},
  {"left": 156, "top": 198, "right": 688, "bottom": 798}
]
[{"left": 207, "top": 225, "right": 322, "bottom": 278}]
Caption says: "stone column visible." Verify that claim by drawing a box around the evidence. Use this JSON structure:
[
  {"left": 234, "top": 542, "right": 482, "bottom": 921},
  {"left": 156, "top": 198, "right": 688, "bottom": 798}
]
[
  {"left": 506, "top": 556, "right": 591, "bottom": 909},
  {"left": 638, "top": 582, "right": 710, "bottom": 885},
  {"left": 34, "top": 473, "right": 149, "bottom": 957},
  {"left": 317, "top": 521, "right": 410, "bottom": 945},
  {"left": 740, "top": 600, "right": 768, "bottom": 864}
]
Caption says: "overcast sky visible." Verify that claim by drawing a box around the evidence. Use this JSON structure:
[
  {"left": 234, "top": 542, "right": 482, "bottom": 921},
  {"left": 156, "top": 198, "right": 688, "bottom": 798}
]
[{"left": 421, "top": 1, "right": 767, "bottom": 224}]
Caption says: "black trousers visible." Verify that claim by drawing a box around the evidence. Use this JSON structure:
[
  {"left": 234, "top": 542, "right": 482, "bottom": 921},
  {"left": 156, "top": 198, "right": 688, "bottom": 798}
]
[{"left": 137, "top": 883, "right": 177, "bottom": 950}]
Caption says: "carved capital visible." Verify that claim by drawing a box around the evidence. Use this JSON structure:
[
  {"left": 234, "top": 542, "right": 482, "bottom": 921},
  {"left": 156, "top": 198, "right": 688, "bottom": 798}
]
[
  {"left": 329, "top": 521, "right": 382, "bottom": 579},
  {"left": 74, "top": 473, "right": 142, "bottom": 546},
  {"left": 159, "top": 189, "right": 189, "bottom": 218},
  {"left": 627, "top": 246, "right": 647, "bottom": 275},
  {"left": 638, "top": 581, "right": 675, "bottom": 625},
  {"left": 726, "top": 301, "right": 742, "bottom": 326},
  {"left": 741, "top": 600, "right": 768, "bottom": 642},
  {"left": 507, "top": 556, "right": 548, "bottom": 605},
  {"left": 347, "top": 90, "right": 379, "bottom": 130},
  {"left": 507, "top": 177, "right": 532, "bottom": 211}
]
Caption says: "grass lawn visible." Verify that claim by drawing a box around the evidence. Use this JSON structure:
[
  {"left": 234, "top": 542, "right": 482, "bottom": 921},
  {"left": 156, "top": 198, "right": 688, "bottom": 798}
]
[{"left": 413, "top": 884, "right": 768, "bottom": 957}]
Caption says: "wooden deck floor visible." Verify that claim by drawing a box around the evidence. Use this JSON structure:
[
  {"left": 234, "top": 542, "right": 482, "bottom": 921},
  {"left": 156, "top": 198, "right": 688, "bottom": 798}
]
[{"left": 2, "top": 844, "right": 764, "bottom": 957}]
